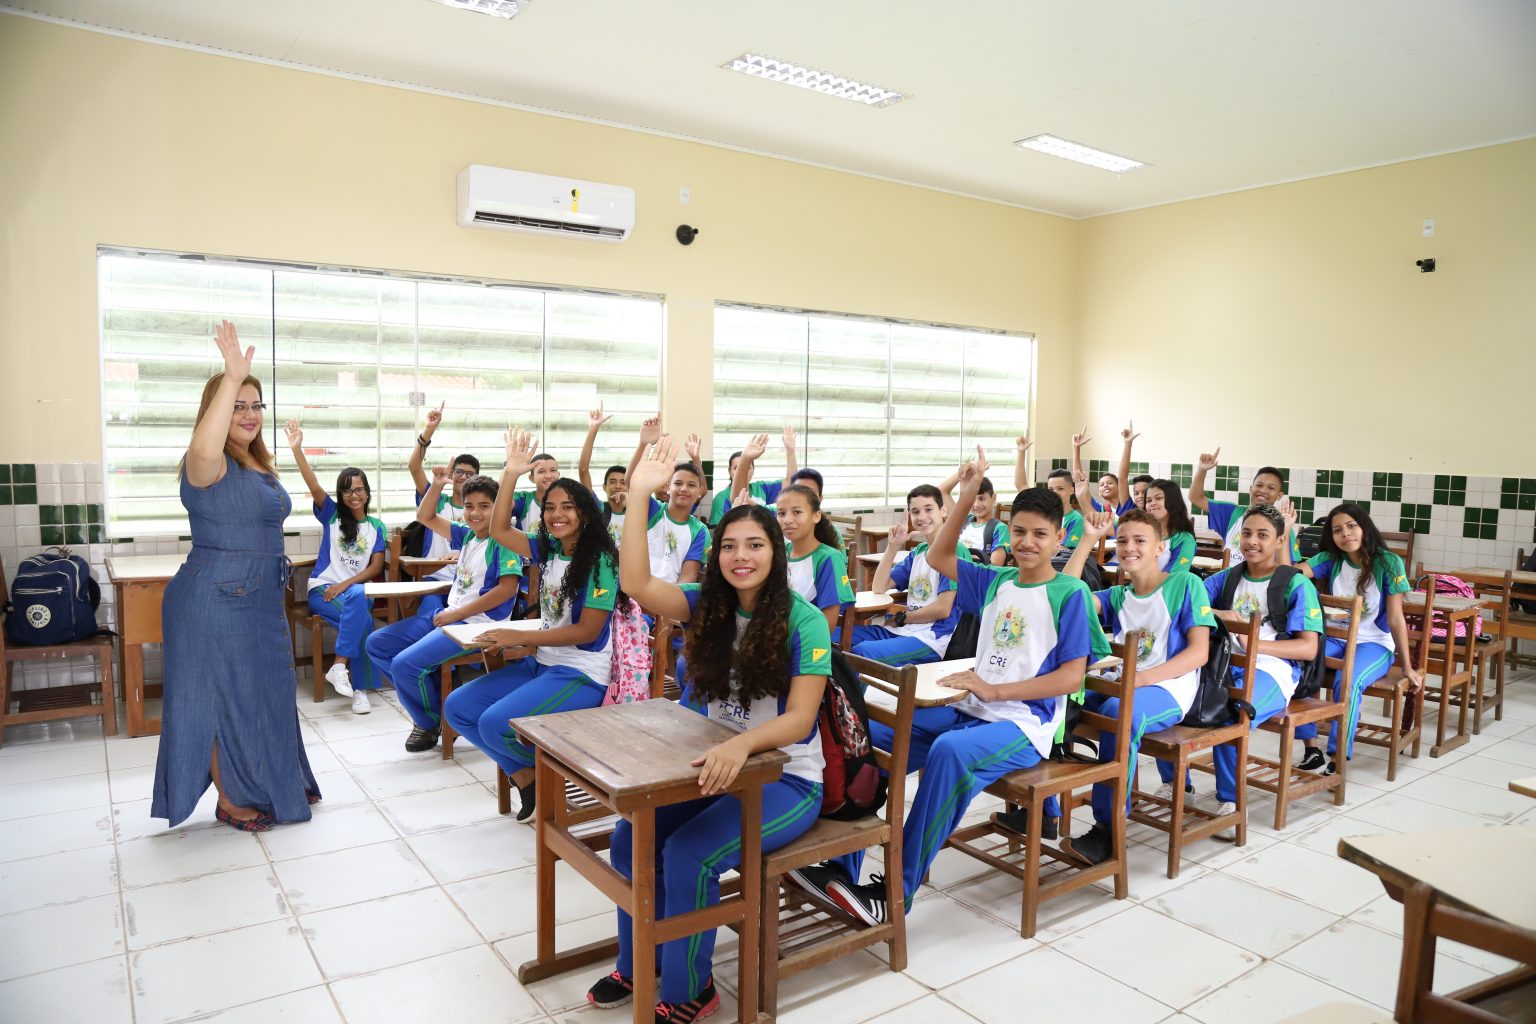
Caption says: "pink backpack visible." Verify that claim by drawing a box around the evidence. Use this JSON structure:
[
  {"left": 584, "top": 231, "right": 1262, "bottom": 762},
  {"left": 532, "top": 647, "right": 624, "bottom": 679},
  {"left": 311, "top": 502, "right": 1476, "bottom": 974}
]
[
  {"left": 1419, "top": 574, "right": 1483, "bottom": 641},
  {"left": 603, "top": 597, "right": 654, "bottom": 705}
]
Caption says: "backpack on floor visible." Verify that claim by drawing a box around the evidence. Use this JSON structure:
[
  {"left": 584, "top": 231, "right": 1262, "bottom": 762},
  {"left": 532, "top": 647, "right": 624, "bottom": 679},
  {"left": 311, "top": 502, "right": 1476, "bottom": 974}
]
[
  {"left": 3, "top": 547, "right": 101, "bottom": 646},
  {"left": 818, "top": 651, "right": 887, "bottom": 820},
  {"left": 1217, "top": 564, "right": 1328, "bottom": 700},
  {"left": 601, "top": 595, "right": 653, "bottom": 706},
  {"left": 1179, "top": 618, "right": 1255, "bottom": 727},
  {"left": 1414, "top": 573, "right": 1483, "bottom": 641}
]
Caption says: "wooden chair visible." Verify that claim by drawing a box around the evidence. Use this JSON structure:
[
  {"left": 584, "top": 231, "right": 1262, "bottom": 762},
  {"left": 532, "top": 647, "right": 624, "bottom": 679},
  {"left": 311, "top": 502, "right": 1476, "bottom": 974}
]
[
  {"left": 825, "top": 512, "right": 863, "bottom": 563},
  {"left": 440, "top": 648, "right": 502, "bottom": 760},
  {"left": 0, "top": 555, "right": 117, "bottom": 746},
  {"left": 285, "top": 561, "right": 332, "bottom": 703},
  {"left": 1353, "top": 587, "right": 1429, "bottom": 781},
  {"left": 1246, "top": 592, "right": 1358, "bottom": 830},
  {"left": 1407, "top": 574, "right": 1478, "bottom": 758},
  {"left": 1465, "top": 571, "right": 1511, "bottom": 734},
  {"left": 944, "top": 631, "right": 1141, "bottom": 938},
  {"left": 756, "top": 656, "right": 918, "bottom": 1017},
  {"left": 1508, "top": 548, "right": 1536, "bottom": 669},
  {"left": 651, "top": 617, "right": 683, "bottom": 700},
  {"left": 1380, "top": 529, "right": 1416, "bottom": 571},
  {"left": 1131, "top": 612, "right": 1263, "bottom": 878},
  {"left": 1394, "top": 875, "right": 1536, "bottom": 1023}
]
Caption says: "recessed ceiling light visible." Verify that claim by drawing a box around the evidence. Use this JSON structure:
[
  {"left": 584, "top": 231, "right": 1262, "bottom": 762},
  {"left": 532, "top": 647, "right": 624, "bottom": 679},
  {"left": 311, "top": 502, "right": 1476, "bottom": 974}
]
[
  {"left": 429, "top": 0, "right": 527, "bottom": 18},
  {"left": 1015, "top": 134, "right": 1146, "bottom": 173},
  {"left": 723, "top": 53, "right": 904, "bottom": 107}
]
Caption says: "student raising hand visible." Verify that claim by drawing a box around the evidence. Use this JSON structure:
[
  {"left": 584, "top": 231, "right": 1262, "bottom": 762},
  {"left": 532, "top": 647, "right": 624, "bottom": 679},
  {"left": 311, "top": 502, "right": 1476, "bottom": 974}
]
[
  {"left": 638, "top": 414, "right": 662, "bottom": 447},
  {"left": 742, "top": 432, "right": 770, "bottom": 460},
  {"left": 957, "top": 444, "right": 991, "bottom": 485},
  {"left": 629, "top": 433, "right": 681, "bottom": 498},
  {"left": 1081, "top": 505, "right": 1115, "bottom": 540},
  {"left": 1198, "top": 447, "right": 1221, "bottom": 472},
  {"left": 1121, "top": 420, "right": 1141, "bottom": 444},
  {"left": 503, "top": 426, "right": 538, "bottom": 479},
  {"left": 684, "top": 433, "right": 703, "bottom": 466},
  {"left": 588, "top": 403, "right": 612, "bottom": 430},
  {"left": 1072, "top": 424, "right": 1093, "bottom": 450},
  {"left": 283, "top": 420, "right": 303, "bottom": 448}
]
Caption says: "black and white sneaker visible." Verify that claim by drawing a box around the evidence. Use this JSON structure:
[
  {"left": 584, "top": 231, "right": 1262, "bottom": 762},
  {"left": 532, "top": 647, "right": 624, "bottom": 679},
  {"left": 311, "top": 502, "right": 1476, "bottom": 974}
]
[
  {"left": 827, "top": 874, "right": 891, "bottom": 926},
  {"left": 992, "top": 807, "right": 1060, "bottom": 841},
  {"left": 786, "top": 861, "right": 851, "bottom": 906},
  {"left": 1323, "top": 758, "right": 1339, "bottom": 777},
  {"left": 1059, "top": 822, "right": 1113, "bottom": 866},
  {"left": 1298, "top": 747, "right": 1327, "bottom": 772},
  {"left": 404, "top": 726, "right": 440, "bottom": 753}
]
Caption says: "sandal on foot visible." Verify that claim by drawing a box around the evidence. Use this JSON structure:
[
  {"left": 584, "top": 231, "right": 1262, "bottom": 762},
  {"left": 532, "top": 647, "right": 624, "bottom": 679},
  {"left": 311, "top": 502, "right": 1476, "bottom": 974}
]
[{"left": 216, "top": 805, "right": 275, "bottom": 832}]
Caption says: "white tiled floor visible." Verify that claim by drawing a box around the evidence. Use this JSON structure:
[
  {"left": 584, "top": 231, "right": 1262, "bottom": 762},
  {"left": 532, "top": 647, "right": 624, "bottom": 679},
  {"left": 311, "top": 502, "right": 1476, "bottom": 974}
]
[{"left": 0, "top": 670, "right": 1533, "bottom": 1023}]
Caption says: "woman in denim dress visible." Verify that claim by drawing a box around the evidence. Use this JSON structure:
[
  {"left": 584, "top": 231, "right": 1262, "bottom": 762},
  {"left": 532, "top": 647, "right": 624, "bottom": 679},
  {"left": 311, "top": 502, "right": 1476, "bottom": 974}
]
[{"left": 151, "top": 320, "right": 319, "bottom": 831}]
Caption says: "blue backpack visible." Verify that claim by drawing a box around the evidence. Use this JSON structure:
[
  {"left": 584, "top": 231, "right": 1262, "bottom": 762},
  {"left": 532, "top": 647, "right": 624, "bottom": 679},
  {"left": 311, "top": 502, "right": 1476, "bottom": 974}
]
[{"left": 4, "top": 548, "right": 102, "bottom": 646}]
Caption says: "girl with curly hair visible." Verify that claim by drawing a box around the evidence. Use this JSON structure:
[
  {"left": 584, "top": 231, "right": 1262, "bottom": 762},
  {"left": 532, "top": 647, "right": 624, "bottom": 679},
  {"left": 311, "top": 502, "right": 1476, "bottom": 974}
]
[
  {"left": 442, "top": 428, "right": 629, "bottom": 821},
  {"left": 584, "top": 435, "right": 829, "bottom": 1024}
]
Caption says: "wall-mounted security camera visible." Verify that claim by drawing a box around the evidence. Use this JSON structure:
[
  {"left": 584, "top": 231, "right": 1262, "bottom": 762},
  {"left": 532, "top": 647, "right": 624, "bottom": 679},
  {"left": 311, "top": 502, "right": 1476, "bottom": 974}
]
[
  {"left": 676, "top": 224, "right": 700, "bottom": 246},
  {"left": 1415, "top": 258, "right": 1436, "bottom": 273}
]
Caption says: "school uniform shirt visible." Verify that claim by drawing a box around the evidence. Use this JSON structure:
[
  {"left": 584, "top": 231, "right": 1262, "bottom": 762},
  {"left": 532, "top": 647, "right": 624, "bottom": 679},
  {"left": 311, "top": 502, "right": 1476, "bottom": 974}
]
[
  {"left": 959, "top": 517, "right": 1008, "bottom": 559},
  {"left": 953, "top": 561, "right": 1111, "bottom": 760},
  {"left": 603, "top": 502, "right": 626, "bottom": 549},
  {"left": 527, "top": 537, "right": 619, "bottom": 686},
  {"left": 1061, "top": 509, "right": 1086, "bottom": 550},
  {"left": 511, "top": 490, "right": 543, "bottom": 533},
  {"left": 1206, "top": 499, "right": 1302, "bottom": 565},
  {"left": 1205, "top": 567, "right": 1323, "bottom": 700},
  {"left": 786, "top": 541, "right": 855, "bottom": 612},
  {"left": 708, "top": 479, "right": 784, "bottom": 525},
  {"left": 1096, "top": 573, "right": 1216, "bottom": 716},
  {"left": 445, "top": 523, "right": 521, "bottom": 624},
  {"left": 680, "top": 585, "right": 831, "bottom": 783},
  {"left": 308, "top": 498, "right": 385, "bottom": 591},
  {"left": 1161, "top": 531, "right": 1197, "bottom": 573},
  {"left": 1305, "top": 550, "right": 1410, "bottom": 649},
  {"left": 887, "top": 539, "right": 971, "bottom": 655},
  {"left": 1089, "top": 496, "right": 1138, "bottom": 517},
  {"left": 646, "top": 497, "right": 708, "bottom": 584},
  {"left": 416, "top": 489, "right": 465, "bottom": 581}
]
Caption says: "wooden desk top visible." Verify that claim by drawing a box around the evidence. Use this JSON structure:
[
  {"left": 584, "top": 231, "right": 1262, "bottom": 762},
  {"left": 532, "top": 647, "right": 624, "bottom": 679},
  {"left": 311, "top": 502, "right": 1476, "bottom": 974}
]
[
  {"left": 1338, "top": 827, "right": 1536, "bottom": 933},
  {"left": 854, "top": 591, "right": 894, "bottom": 613},
  {"left": 509, "top": 700, "right": 788, "bottom": 812},
  {"left": 1402, "top": 591, "right": 1488, "bottom": 614},
  {"left": 400, "top": 555, "right": 458, "bottom": 567},
  {"left": 107, "top": 551, "right": 316, "bottom": 582},
  {"left": 1456, "top": 566, "right": 1536, "bottom": 588},
  {"left": 900, "top": 654, "right": 1125, "bottom": 707},
  {"left": 365, "top": 580, "right": 451, "bottom": 597},
  {"left": 1510, "top": 775, "right": 1536, "bottom": 800},
  {"left": 443, "top": 618, "right": 542, "bottom": 648}
]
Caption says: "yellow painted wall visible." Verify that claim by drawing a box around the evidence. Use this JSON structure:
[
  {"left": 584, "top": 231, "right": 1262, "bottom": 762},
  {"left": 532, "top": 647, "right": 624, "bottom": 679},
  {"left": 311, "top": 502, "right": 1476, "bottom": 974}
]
[
  {"left": 0, "top": 15, "right": 1076, "bottom": 464},
  {"left": 1074, "top": 139, "right": 1536, "bottom": 475}
]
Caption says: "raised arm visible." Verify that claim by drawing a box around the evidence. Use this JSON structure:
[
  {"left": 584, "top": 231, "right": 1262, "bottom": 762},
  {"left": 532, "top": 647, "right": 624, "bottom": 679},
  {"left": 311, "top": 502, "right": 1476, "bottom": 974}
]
[
  {"left": 930, "top": 446, "right": 989, "bottom": 582},
  {"left": 870, "top": 516, "right": 910, "bottom": 593},
  {"left": 625, "top": 414, "right": 661, "bottom": 486},
  {"left": 578, "top": 403, "right": 612, "bottom": 491},
  {"left": 283, "top": 420, "right": 329, "bottom": 507},
  {"left": 731, "top": 433, "right": 769, "bottom": 502},
  {"left": 489, "top": 427, "right": 537, "bottom": 558},
  {"left": 1062, "top": 507, "right": 1113, "bottom": 592},
  {"left": 621, "top": 435, "right": 693, "bottom": 622},
  {"left": 415, "top": 466, "right": 456, "bottom": 539},
  {"left": 1115, "top": 421, "right": 1139, "bottom": 510},
  {"left": 781, "top": 424, "right": 798, "bottom": 491},
  {"left": 409, "top": 401, "right": 443, "bottom": 495},
  {"left": 1071, "top": 466, "right": 1095, "bottom": 516},
  {"left": 1190, "top": 446, "right": 1220, "bottom": 513},
  {"left": 1070, "top": 424, "right": 1092, "bottom": 487},
  {"left": 937, "top": 468, "right": 962, "bottom": 515},
  {"left": 185, "top": 320, "right": 253, "bottom": 488},
  {"left": 1013, "top": 432, "right": 1033, "bottom": 492}
]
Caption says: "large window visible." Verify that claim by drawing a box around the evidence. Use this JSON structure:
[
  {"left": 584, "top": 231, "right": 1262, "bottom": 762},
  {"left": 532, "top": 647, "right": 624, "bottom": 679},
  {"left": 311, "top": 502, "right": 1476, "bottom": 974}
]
[
  {"left": 100, "top": 250, "right": 662, "bottom": 536},
  {"left": 714, "top": 305, "right": 1032, "bottom": 506}
]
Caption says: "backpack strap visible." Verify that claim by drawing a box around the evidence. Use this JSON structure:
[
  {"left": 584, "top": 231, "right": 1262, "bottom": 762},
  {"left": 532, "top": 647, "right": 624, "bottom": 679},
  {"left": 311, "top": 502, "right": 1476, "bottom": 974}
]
[
  {"left": 1267, "top": 565, "right": 1300, "bottom": 639},
  {"left": 1216, "top": 565, "right": 1244, "bottom": 613}
]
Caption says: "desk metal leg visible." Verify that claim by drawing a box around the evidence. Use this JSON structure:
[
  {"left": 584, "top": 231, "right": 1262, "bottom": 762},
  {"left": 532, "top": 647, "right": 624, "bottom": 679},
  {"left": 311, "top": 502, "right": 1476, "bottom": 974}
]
[{"left": 631, "top": 808, "right": 656, "bottom": 1024}]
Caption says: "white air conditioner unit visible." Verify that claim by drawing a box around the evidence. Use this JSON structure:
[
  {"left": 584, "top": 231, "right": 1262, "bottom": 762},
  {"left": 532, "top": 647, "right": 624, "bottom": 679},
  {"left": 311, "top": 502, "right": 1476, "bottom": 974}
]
[{"left": 456, "top": 164, "right": 635, "bottom": 243}]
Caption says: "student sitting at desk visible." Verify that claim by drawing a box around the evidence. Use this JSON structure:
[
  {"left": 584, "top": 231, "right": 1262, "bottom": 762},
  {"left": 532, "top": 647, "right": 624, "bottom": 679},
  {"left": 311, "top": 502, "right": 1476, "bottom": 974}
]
[
  {"left": 779, "top": 483, "right": 855, "bottom": 631},
  {"left": 1071, "top": 421, "right": 1142, "bottom": 518},
  {"left": 284, "top": 420, "right": 386, "bottom": 713},
  {"left": 577, "top": 402, "right": 630, "bottom": 547},
  {"left": 794, "top": 449, "right": 1106, "bottom": 924},
  {"left": 1189, "top": 447, "right": 1301, "bottom": 564},
  {"left": 939, "top": 467, "right": 1008, "bottom": 566},
  {"left": 445, "top": 428, "right": 625, "bottom": 821},
  {"left": 367, "top": 467, "right": 521, "bottom": 752},
  {"left": 407, "top": 400, "right": 480, "bottom": 597},
  {"left": 1053, "top": 507, "right": 1214, "bottom": 864},
  {"left": 708, "top": 427, "right": 795, "bottom": 524},
  {"left": 587, "top": 434, "right": 828, "bottom": 1023}
]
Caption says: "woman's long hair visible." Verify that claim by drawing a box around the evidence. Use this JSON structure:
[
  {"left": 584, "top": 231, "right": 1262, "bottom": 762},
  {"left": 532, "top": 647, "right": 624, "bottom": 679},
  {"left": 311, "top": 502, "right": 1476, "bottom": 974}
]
[
  {"left": 684, "top": 504, "right": 792, "bottom": 705},
  {"left": 780, "top": 484, "right": 842, "bottom": 550},
  {"left": 335, "top": 468, "right": 370, "bottom": 545},
  {"left": 1148, "top": 479, "right": 1196, "bottom": 538},
  {"left": 1319, "top": 502, "right": 1387, "bottom": 597},
  {"left": 189, "top": 373, "right": 275, "bottom": 474},
  {"left": 532, "top": 479, "right": 631, "bottom": 618}
]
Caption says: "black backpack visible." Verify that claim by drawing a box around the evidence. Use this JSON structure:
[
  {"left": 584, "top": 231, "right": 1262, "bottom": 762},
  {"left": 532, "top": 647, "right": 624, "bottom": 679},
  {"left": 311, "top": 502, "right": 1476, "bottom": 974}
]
[
  {"left": 1216, "top": 564, "right": 1328, "bottom": 700},
  {"left": 818, "top": 652, "right": 888, "bottom": 820},
  {"left": 1179, "top": 618, "right": 1256, "bottom": 727},
  {"left": 4, "top": 548, "right": 102, "bottom": 646},
  {"left": 1052, "top": 548, "right": 1103, "bottom": 592},
  {"left": 945, "top": 612, "right": 981, "bottom": 660}
]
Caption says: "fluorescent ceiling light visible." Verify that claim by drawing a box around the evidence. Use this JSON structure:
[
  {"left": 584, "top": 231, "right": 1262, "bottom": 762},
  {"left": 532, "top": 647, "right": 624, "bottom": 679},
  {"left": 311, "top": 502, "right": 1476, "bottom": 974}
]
[
  {"left": 1015, "top": 134, "right": 1146, "bottom": 173},
  {"left": 723, "top": 53, "right": 904, "bottom": 107},
  {"left": 429, "top": 0, "right": 527, "bottom": 18}
]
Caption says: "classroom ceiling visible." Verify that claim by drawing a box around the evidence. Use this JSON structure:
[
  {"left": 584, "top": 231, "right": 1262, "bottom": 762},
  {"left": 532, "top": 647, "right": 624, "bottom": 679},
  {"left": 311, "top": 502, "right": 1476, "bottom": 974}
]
[{"left": 9, "top": 0, "right": 1536, "bottom": 217}]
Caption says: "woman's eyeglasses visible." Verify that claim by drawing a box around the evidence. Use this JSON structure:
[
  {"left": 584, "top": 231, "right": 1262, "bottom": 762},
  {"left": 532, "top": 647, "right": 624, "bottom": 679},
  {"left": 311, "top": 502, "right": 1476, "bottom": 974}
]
[{"left": 231, "top": 402, "right": 268, "bottom": 414}]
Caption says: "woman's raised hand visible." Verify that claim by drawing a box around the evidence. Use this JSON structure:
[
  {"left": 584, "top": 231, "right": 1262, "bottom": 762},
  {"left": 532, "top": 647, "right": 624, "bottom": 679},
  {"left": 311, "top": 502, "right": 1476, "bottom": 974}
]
[
  {"left": 283, "top": 420, "right": 303, "bottom": 449},
  {"left": 214, "top": 319, "right": 254, "bottom": 380},
  {"left": 629, "top": 433, "right": 680, "bottom": 497}
]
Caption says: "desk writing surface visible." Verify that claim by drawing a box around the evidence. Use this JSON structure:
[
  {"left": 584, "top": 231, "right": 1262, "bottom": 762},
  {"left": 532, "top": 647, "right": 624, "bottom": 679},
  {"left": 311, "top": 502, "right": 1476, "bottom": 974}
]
[
  {"left": 443, "top": 619, "right": 542, "bottom": 647},
  {"left": 854, "top": 591, "right": 894, "bottom": 612},
  {"left": 107, "top": 555, "right": 188, "bottom": 582},
  {"left": 509, "top": 700, "right": 788, "bottom": 808},
  {"left": 1339, "top": 827, "right": 1536, "bottom": 933},
  {"left": 1510, "top": 775, "right": 1536, "bottom": 800},
  {"left": 365, "top": 580, "right": 451, "bottom": 597},
  {"left": 1402, "top": 592, "right": 1487, "bottom": 614}
]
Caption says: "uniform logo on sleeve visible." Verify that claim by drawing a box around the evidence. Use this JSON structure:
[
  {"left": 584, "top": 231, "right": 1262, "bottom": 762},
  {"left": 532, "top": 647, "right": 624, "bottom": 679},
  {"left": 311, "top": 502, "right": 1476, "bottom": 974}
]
[
  {"left": 812, "top": 647, "right": 829, "bottom": 662},
  {"left": 1199, "top": 605, "right": 1212, "bottom": 616},
  {"left": 592, "top": 587, "right": 609, "bottom": 598},
  {"left": 991, "top": 606, "right": 1027, "bottom": 651},
  {"left": 1308, "top": 607, "right": 1321, "bottom": 619}
]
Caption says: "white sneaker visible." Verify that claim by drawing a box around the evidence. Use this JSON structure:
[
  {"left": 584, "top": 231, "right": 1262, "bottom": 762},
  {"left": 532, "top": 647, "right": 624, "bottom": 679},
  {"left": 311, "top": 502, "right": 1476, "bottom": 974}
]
[
  {"left": 1152, "top": 783, "right": 1175, "bottom": 802},
  {"left": 325, "top": 663, "right": 354, "bottom": 697},
  {"left": 1213, "top": 801, "right": 1239, "bottom": 842},
  {"left": 351, "top": 690, "right": 371, "bottom": 715}
]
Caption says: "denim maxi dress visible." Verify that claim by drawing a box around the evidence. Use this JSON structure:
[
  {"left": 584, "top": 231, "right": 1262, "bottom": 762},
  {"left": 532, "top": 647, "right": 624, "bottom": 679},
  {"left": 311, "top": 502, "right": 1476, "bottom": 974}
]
[{"left": 151, "top": 456, "right": 320, "bottom": 826}]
